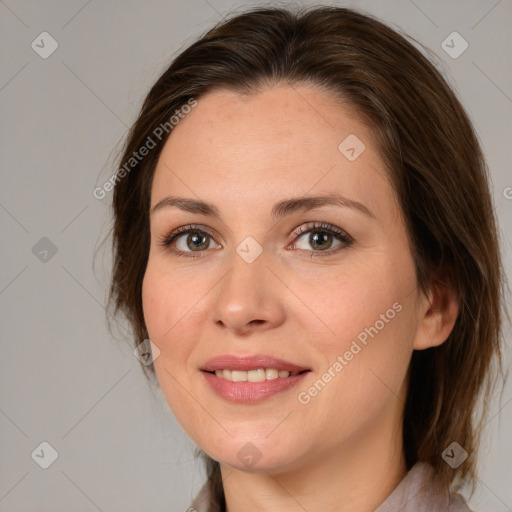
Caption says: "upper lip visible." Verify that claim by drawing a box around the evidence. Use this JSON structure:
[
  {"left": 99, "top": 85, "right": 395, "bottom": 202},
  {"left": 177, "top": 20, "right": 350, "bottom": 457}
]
[{"left": 200, "top": 354, "right": 310, "bottom": 373}]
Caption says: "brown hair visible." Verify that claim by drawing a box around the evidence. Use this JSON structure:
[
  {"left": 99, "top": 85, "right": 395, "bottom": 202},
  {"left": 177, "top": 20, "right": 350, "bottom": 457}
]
[{"left": 105, "top": 6, "right": 508, "bottom": 510}]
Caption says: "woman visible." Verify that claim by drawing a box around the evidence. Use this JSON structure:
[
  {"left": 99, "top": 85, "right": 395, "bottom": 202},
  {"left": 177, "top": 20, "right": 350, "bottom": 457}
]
[{"left": 107, "top": 6, "right": 507, "bottom": 511}]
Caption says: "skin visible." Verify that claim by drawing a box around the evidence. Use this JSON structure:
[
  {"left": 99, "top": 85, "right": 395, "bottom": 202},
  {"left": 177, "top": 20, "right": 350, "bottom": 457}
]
[{"left": 142, "top": 84, "right": 459, "bottom": 512}]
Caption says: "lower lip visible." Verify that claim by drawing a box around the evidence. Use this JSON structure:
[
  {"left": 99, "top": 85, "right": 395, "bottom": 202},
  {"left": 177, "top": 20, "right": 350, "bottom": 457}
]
[{"left": 201, "top": 371, "right": 310, "bottom": 403}]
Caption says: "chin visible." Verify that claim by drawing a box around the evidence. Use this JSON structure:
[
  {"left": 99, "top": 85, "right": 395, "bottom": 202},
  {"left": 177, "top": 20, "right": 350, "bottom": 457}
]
[{"left": 200, "top": 435, "right": 305, "bottom": 474}]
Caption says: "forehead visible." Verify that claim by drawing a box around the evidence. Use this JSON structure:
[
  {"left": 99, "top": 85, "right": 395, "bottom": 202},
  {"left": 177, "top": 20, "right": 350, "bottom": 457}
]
[{"left": 151, "top": 84, "right": 392, "bottom": 218}]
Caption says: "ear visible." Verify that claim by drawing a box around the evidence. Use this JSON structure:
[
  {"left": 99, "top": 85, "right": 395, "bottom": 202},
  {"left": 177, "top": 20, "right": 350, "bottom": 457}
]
[{"left": 413, "top": 275, "right": 460, "bottom": 350}]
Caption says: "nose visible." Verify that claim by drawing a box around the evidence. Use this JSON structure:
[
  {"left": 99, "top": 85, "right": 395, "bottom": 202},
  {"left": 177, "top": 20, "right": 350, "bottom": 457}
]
[{"left": 211, "top": 249, "right": 286, "bottom": 336}]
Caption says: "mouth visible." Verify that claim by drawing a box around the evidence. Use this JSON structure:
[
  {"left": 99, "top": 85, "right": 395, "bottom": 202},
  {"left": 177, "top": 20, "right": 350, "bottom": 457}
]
[
  {"left": 202, "top": 367, "right": 310, "bottom": 381},
  {"left": 199, "top": 354, "right": 311, "bottom": 403},
  {"left": 200, "top": 354, "right": 310, "bottom": 373}
]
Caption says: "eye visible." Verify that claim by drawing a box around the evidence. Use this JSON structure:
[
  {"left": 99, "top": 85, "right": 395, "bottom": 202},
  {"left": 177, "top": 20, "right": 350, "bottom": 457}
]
[
  {"left": 157, "top": 225, "right": 221, "bottom": 258},
  {"left": 158, "top": 221, "right": 353, "bottom": 259},
  {"left": 288, "top": 221, "right": 353, "bottom": 257}
]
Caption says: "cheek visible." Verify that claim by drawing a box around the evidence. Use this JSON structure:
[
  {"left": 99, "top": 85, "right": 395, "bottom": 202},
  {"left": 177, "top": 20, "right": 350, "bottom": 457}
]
[
  {"left": 142, "top": 264, "right": 201, "bottom": 420},
  {"left": 296, "top": 298, "right": 415, "bottom": 444},
  {"left": 141, "top": 267, "right": 167, "bottom": 340},
  {"left": 291, "top": 260, "right": 413, "bottom": 350},
  {"left": 141, "top": 264, "right": 193, "bottom": 367},
  {"left": 142, "top": 261, "right": 195, "bottom": 340},
  {"left": 291, "top": 257, "right": 417, "bottom": 411}
]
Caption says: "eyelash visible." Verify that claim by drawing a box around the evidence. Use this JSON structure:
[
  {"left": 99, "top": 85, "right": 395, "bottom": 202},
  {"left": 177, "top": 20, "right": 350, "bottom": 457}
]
[{"left": 157, "top": 222, "right": 354, "bottom": 259}]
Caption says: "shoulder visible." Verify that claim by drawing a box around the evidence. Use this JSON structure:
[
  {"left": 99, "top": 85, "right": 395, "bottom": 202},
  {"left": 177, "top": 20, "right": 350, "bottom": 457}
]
[{"left": 375, "top": 462, "right": 474, "bottom": 512}]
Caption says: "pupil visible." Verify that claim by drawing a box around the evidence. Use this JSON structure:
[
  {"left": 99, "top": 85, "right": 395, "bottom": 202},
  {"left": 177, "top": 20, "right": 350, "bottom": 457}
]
[
  {"left": 310, "top": 232, "right": 331, "bottom": 250},
  {"left": 188, "top": 232, "right": 209, "bottom": 251}
]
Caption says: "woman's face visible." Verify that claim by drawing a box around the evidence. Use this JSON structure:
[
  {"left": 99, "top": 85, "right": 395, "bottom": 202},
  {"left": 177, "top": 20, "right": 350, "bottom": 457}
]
[{"left": 142, "top": 84, "right": 425, "bottom": 472}]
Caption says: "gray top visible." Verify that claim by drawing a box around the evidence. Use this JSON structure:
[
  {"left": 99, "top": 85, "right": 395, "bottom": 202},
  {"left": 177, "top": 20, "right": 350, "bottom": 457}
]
[{"left": 188, "top": 462, "right": 472, "bottom": 511}]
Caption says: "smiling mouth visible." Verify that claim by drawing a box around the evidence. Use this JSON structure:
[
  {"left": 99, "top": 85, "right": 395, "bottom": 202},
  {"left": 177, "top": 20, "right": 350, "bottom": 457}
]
[{"left": 203, "top": 368, "right": 310, "bottom": 382}]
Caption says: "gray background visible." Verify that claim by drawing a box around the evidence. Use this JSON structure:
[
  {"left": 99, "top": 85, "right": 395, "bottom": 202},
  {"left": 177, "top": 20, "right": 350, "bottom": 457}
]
[{"left": 1, "top": 0, "right": 511, "bottom": 511}]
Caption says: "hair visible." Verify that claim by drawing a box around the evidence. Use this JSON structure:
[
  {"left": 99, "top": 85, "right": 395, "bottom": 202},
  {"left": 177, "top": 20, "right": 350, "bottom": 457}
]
[{"left": 105, "top": 5, "right": 508, "bottom": 510}]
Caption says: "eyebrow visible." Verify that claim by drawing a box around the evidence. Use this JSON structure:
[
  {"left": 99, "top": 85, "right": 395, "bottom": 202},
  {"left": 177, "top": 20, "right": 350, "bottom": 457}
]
[{"left": 150, "top": 193, "right": 375, "bottom": 220}]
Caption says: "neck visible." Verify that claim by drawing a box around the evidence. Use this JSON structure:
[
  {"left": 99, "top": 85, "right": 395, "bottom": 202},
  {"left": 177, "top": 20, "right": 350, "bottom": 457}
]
[{"left": 220, "top": 409, "right": 407, "bottom": 512}]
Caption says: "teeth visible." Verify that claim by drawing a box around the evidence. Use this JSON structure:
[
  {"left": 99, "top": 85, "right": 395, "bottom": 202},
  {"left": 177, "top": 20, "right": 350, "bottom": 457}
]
[
  {"left": 213, "top": 368, "right": 301, "bottom": 382},
  {"left": 231, "top": 370, "right": 247, "bottom": 382},
  {"left": 266, "top": 368, "right": 278, "bottom": 380}
]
